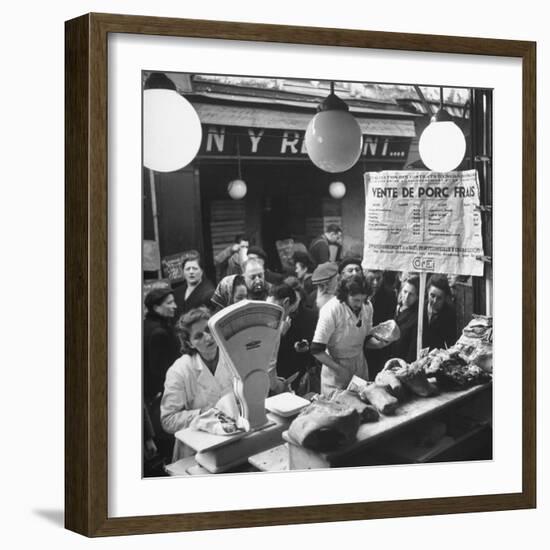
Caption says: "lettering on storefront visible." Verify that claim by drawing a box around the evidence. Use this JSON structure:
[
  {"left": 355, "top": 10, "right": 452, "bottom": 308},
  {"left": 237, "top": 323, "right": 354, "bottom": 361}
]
[{"left": 200, "top": 125, "right": 410, "bottom": 160}]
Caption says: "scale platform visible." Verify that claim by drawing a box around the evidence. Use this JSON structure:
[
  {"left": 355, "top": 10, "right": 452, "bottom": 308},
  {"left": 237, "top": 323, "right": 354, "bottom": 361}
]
[{"left": 176, "top": 414, "right": 287, "bottom": 473}]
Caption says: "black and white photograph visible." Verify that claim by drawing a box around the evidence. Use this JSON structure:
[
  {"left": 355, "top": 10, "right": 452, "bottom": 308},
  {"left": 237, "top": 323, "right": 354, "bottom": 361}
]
[{"left": 142, "top": 71, "right": 494, "bottom": 478}]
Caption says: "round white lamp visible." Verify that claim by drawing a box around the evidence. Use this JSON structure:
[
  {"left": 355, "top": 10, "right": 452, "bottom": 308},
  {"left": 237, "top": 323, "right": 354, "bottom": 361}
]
[
  {"left": 419, "top": 91, "right": 466, "bottom": 172},
  {"left": 329, "top": 181, "right": 346, "bottom": 199},
  {"left": 305, "top": 83, "right": 363, "bottom": 173},
  {"left": 228, "top": 179, "right": 247, "bottom": 200},
  {"left": 143, "top": 73, "right": 203, "bottom": 173}
]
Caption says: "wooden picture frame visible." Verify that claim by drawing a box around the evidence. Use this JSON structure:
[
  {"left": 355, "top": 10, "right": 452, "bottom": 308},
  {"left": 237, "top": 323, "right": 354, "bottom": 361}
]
[{"left": 65, "top": 12, "right": 536, "bottom": 537}]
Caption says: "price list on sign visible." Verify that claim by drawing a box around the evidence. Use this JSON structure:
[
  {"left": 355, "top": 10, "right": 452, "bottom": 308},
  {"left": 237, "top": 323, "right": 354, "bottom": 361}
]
[{"left": 362, "top": 170, "right": 485, "bottom": 276}]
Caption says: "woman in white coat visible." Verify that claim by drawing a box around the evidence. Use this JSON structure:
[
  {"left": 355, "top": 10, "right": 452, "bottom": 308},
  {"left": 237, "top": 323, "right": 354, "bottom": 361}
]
[
  {"left": 160, "top": 306, "right": 235, "bottom": 460},
  {"left": 311, "top": 275, "right": 389, "bottom": 396}
]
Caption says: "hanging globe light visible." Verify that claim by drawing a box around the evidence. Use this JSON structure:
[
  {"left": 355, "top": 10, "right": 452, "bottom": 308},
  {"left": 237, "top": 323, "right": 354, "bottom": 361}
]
[
  {"left": 143, "top": 72, "right": 203, "bottom": 173},
  {"left": 329, "top": 181, "right": 346, "bottom": 199},
  {"left": 227, "top": 137, "right": 247, "bottom": 200},
  {"left": 228, "top": 179, "right": 247, "bottom": 200},
  {"left": 305, "top": 82, "right": 363, "bottom": 173},
  {"left": 419, "top": 87, "right": 466, "bottom": 172}
]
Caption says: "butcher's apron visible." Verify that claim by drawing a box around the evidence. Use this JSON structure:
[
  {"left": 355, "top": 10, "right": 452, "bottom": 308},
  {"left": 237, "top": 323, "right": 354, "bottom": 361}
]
[
  {"left": 321, "top": 315, "right": 369, "bottom": 396},
  {"left": 172, "top": 357, "right": 234, "bottom": 461}
]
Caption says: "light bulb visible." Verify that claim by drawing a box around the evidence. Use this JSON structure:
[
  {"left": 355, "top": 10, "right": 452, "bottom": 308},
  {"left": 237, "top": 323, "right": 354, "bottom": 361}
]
[
  {"left": 329, "top": 181, "right": 346, "bottom": 199},
  {"left": 305, "top": 110, "right": 362, "bottom": 173},
  {"left": 228, "top": 179, "right": 247, "bottom": 200},
  {"left": 419, "top": 120, "right": 466, "bottom": 172},
  {"left": 143, "top": 89, "right": 202, "bottom": 173}
]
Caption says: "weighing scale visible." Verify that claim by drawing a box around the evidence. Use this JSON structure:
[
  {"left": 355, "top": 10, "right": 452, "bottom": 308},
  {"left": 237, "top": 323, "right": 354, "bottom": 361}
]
[{"left": 175, "top": 300, "right": 289, "bottom": 473}]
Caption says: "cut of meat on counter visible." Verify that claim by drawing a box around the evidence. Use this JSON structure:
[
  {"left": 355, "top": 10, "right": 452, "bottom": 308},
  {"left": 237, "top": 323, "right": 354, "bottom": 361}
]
[
  {"left": 374, "top": 367, "right": 406, "bottom": 400},
  {"left": 383, "top": 358, "right": 439, "bottom": 397},
  {"left": 359, "top": 383, "right": 400, "bottom": 415},
  {"left": 453, "top": 315, "right": 493, "bottom": 373},
  {"left": 329, "top": 389, "right": 380, "bottom": 423},
  {"left": 416, "top": 348, "right": 492, "bottom": 390},
  {"left": 287, "top": 397, "right": 360, "bottom": 452}
]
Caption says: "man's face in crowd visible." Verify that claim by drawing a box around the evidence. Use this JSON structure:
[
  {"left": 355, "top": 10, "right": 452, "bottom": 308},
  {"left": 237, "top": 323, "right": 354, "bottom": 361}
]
[
  {"left": 295, "top": 261, "right": 307, "bottom": 280},
  {"left": 428, "top": 285, "right": 446, "bottom": 314},
  {"left": 326, "top": 231, "right": 342, "bottom": 245},
  {"left": 244, "top": 263, "right": 266, "bottom": 295},
  {"left": 267, "top": 292, "right": 300, "bottom": 318},
  {"left": 340, "top": 263, "right": 362, "bottom": 281},
  {"left": 364, "top": 270, "right": 383, "bottom": 295}
]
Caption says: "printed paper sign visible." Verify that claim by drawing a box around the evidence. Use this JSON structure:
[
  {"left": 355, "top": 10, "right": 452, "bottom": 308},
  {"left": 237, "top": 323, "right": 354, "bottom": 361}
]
[{"left": 363, "top": 170, "right": 484, "bottom": 276}]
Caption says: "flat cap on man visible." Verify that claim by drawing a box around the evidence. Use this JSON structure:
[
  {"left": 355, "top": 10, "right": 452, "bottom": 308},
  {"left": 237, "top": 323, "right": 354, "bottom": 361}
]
[{"left": 311, "top": 262, "right": 338, "bottom": 285}]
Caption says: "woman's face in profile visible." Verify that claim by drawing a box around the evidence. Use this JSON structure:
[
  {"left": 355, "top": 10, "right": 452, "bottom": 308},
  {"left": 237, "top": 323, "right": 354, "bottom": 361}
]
[{"left": 400, "top": 282, "right": 418, "bottom": 309}]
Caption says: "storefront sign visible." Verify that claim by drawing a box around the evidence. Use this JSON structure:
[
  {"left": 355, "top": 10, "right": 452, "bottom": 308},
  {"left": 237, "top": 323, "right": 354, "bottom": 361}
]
[
  {"left": 198, "top": 125, "right": 410, "bottom": 160},
  {"left": 362, "top": 170, "right": 484, "bottom": 276}
]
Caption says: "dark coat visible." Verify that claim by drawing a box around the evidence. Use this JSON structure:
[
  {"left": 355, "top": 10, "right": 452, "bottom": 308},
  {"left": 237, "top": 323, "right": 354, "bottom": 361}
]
[
  {"left": 172, "top": 278, "right": 215, "bottom": 319},
  {"left": 143, "top": 311, "right": 181, "bottom": 402},
  {"left": 422, "top": 302, "right": 458, "bottom": 351},
  {"left": 276, "top": 305, "right": 318, "bottom": 380},
  {"left": 390, "top": 305, "right": 419, "bottom": 363},
  {"left": 371, "top": 286, "right": 398, "bottom": 326},
  {"left": 365, "top": 286, "right": 398, "bottom": 378},
  {"left": 308, "top": 235, "right": 342, "bottom": 267}
]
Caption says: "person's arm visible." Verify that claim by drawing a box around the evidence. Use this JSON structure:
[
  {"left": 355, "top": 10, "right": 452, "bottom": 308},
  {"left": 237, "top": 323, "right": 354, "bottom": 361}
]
[
  {"left": 310, "top": 301, "right": 341, "bottom": 370},
  {"left": 160, "top": 363, "right": 203, "bottom": 434},
  {"left": 214, "top": 243, "right": 238, "bottom": 266},
  {"left": 310, "top": 342, "right": 342, "bottom": 372}
]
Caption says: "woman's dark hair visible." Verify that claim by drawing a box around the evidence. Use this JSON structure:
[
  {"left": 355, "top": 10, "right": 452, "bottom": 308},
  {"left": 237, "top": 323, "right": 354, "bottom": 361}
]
[
  {"left": 427, "top": 274, "right": 451, "bottom": 297},
  {"left": 292, "top": 251, "right": 314, "bottom": 273},
  {"left": 401, "top": 274, "right": 420, "bottom": 295},
  {"left": 175, "top": 306, "right": 211, "bottom": 355},
  {"left": 336, "top": 275, "right": 371, "bottom": 302},
  {"left": 182, "top": 256, "right": 204, "bottom": 271}
]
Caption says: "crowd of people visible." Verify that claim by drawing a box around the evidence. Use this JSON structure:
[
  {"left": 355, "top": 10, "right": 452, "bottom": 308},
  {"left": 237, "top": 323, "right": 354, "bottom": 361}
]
[{"left": 143, "top": 224, "right": 459, "bottom": 474}]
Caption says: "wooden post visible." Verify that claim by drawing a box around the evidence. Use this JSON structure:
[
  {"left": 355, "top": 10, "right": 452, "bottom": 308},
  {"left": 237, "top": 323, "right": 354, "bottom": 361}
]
[
  {"left": 148, "top": 169, "right": 162, "bottom": 279},
  {"left": 416, "top": 271, "right": 427, "bottom": 359}
]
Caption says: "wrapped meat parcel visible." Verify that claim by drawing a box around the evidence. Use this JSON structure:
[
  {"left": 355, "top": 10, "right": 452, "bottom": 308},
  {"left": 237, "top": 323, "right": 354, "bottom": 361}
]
[
  {"left": 368, "top": 319, "right": 401, "bottom": 344},
  {"left": 287, "top": 397, "right": 360, "bottom": 452},
  {"left": 329, "top": 389, "right": 380, "bottom": 423}
]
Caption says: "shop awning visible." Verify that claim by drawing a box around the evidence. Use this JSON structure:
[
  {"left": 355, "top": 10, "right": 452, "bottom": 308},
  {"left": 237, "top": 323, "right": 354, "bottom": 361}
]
[{"left": 193, "top": 103, "right": 416, "bottom": 138}]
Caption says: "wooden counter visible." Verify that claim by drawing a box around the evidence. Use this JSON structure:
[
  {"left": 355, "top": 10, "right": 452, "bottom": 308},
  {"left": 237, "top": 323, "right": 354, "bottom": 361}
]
[{"left": 250, "top": 383, "right": 492, "bottom": 471}]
